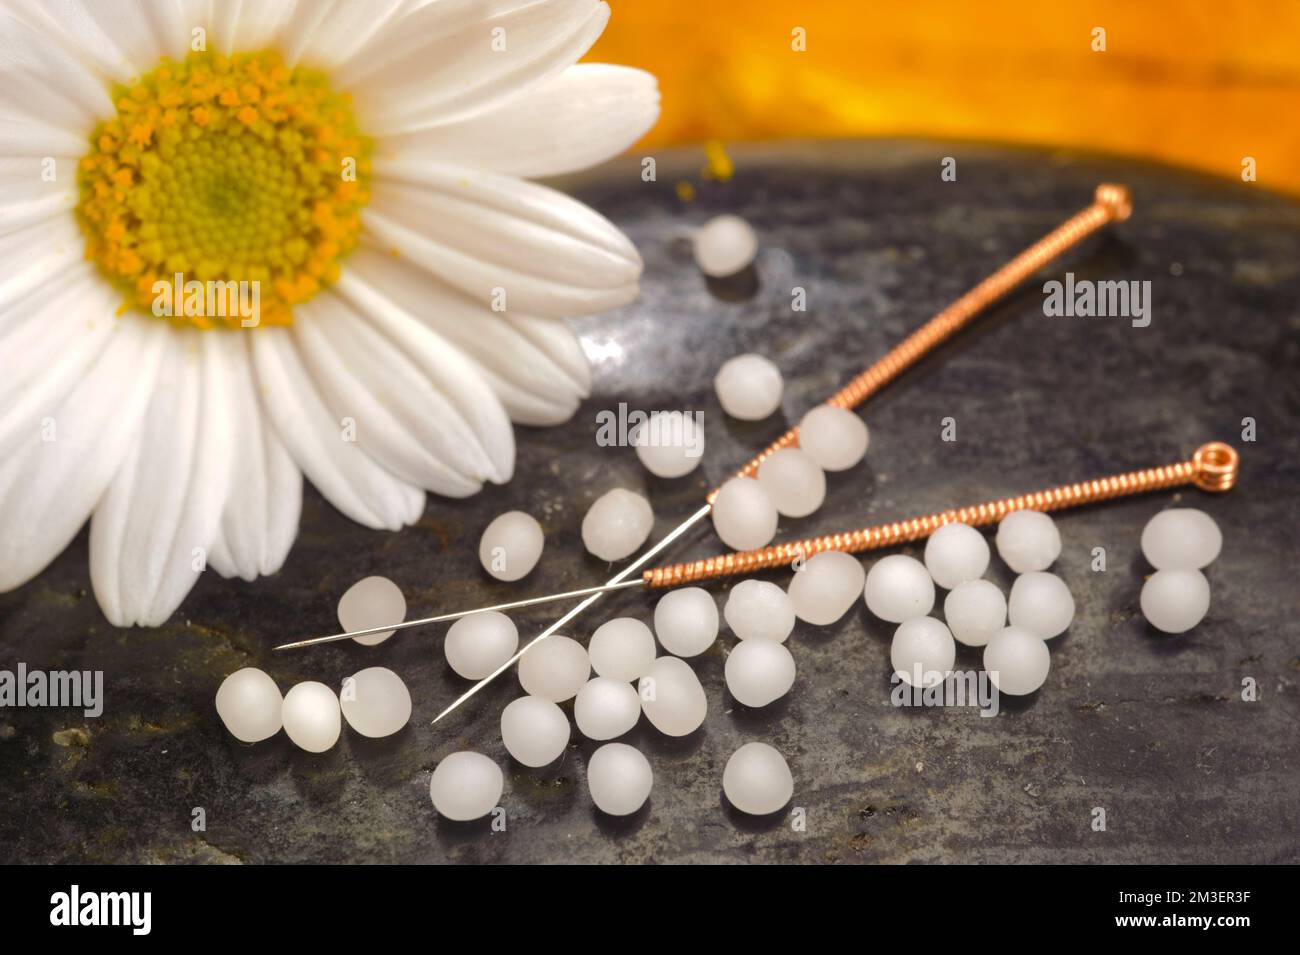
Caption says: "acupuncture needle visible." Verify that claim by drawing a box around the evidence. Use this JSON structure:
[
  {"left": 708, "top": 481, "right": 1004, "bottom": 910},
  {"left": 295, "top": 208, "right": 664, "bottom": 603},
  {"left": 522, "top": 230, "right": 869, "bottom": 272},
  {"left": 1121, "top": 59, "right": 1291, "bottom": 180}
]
[
  {"left": 277, "top": 184, "right": 1135, "bottom": 718},
  {"left": 277, "top": 438, "right": 1235, "bottom": 651},
  {"left": 469, "top": 440, "right": 1238, "bottom": 648}
]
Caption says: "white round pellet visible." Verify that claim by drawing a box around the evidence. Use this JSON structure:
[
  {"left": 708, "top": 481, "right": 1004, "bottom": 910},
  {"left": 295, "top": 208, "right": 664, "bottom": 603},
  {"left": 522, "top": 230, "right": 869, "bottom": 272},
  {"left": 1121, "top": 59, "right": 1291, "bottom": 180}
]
[
  {"left": 711, "top": 477, "right": 779, "bottom": 551},
  {"left": 518, "top": 634, "right": 590, "bottom": 702},
  {"left": 1141, "top": 509, "right": 1222, "bottom": 570},
  {"left": 725, "top": 639, "right": 796, "bottom": 707},
  {"left": 653, "top": 587, "right": 719, "bottom": 658},
  {"left": 890, "top": 617, "right": 956, "bottom": 688},
  {"left": 723, "top": 742, "right": 793, "bottom": 815},
  {"left": 338, "top": 575, "right": 405, "bottom": 646},
  {"left": 757, "top": 448, "right": 826, "bottom": 518},
  {"left": 582, "top": 488, "right": 655, "bottom": 562},
  {"left": 500, "top": 696, "right": 570, "bottom": 767},
  {"left": 215, "top": 668, "right": 282, "bottom": 743},
  {"left": 574, "top": 677, "right": 642, "bottom": 740},
  {"left": 444, "top": 610, "right": 519, "bottom": 680},
  {"left": 429, "top": 751, "right": 503, "bottom": 821},
  {"left": 339, "top": 667, "right": 411, "bottom": 738},
  {"left": 724, "top": 579, "right": 795, "bottom": 642},
  {"left": 478, "top": 510, "right": 544, "bottom": 582},
  {"left": 714, "top": 353, "right": 784, "bottom": 421},
  {"left": 694, "top": 213, "right": 758, "bottom": 277},
  {"left": 633, "top": 411, "right": 704, "bottom": 479},
  {"left": 281, "top": 681, "right": 341, "bottom": 753},
  {"left": 1140, "top": 569, "right": 1211, "bottom": 634},
  {"left": 788, "top": 550, "right": 866, "bottom": 625},
  {"left": 923, "top": 522, "right": 991, "bottom": 590},
  {"left": 944, "top": 579, "right": 1007, "bottom": 647},
  {"left": 1008, "top": 571, "right": 1076, "bottom": 639},
  {"left": 587, "top": 743, "right": 653, "bottom": 816},
  {"left": 588, "top": 618, "right": 657, "bottom": 681},
  {"left": 864, "top": 554, "right": 936, "bottom": 623},
  {"left": 638, "top": 656, "right": 707, "bottom": 737},
  {"left": 995, "top": 510, "right": 1061, "bottom": 574},
  {"left": 797, "top": 405, "right": 870, "bottom": 472},
  {"left": 983, "top": 626, "right": 1051, "bottom": 696}
]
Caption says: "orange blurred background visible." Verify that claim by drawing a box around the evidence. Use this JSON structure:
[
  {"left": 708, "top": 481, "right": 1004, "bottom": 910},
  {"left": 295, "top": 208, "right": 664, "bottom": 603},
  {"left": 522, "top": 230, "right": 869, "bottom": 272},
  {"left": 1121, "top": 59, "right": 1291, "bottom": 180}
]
[{"left": 589, "top": 0, "right": 1300, "bottom": 194}]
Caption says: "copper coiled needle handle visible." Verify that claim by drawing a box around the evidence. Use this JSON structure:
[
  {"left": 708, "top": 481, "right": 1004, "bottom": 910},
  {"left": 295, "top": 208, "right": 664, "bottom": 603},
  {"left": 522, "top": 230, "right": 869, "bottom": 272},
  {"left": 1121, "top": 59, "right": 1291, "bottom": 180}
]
[
  {"left": 709, "top": 183, "right": 1134, "bottom": 500},
  {"left": 649, "top": 441, "right": 1237, "bottom": 588}
]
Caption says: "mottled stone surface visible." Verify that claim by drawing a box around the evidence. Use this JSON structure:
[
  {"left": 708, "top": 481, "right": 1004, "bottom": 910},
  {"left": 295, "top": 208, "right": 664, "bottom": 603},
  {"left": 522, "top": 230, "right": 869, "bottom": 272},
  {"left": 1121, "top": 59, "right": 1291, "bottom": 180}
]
[{"left": 2, "top": 141, "right": 1298, "bottom": 864}]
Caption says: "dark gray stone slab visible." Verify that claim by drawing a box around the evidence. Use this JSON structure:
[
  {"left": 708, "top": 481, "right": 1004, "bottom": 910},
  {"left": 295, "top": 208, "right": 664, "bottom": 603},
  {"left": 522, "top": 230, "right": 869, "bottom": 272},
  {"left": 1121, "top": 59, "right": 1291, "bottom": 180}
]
[{"left": 2, "top": 140, "right": 1297, "bottom": 864}]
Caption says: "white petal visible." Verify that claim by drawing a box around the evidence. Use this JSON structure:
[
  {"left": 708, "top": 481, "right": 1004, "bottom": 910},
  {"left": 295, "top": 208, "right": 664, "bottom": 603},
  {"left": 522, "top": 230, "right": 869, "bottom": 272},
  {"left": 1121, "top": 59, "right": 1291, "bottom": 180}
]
[
  {"left": 0, "top": 215, "right": 84, "bottom": 315},
  {"left": 344, "top": 0, "right": 610, "bottom": 133},
  {"left": 290, "top": 292, "right": 492, "bottom": 492},
  {"left": 365, "top": 160, "right": 641, "bottom": 317},
  {"left": 20, "top": 0, "right": 197, "bottom": 80},
  {"left": 205, "top": 527, "right": 236, "bottom": 578},
  {"left": 0, "top": 157, "right": 78, "bottom": 237},
  {"left": 379, "top": 63, "right": 659, "bottom": 178},
  {"left": 334, "top": 268, "right": 516, "bottom": 479},
  {"left": 0, "top": 8, "right": 115, "bottom": 128},
  {"left": 0, "top": 117, "right": 87, "bottom": 157},
  {"left": 209, "top": 0, "right": 298, "bottom": 57},
  {"left": 250, "top": 326, "right": 426, "bottom": 530},
  {"left": 279, "top": 0, "right": 408, "bottom": 69},
  {"left": 0, "top": 266, "right": 119, "bottom": 459},
  {"left": 207, "top": 333, "right": 301, "bottom": 581},
  {"left": 90, "top": 328, "right": 236, "bottom": 627},
  {"left": 346, "top": 246, "right": 587, "bottom": 425},
  {"left": 0, "top": 314, "right": 165, "bottom": 592},
  {"left": 2, "top": 0, "right": 132, "bottom": 84},
  {"left": 506, "top": 312, "right": 592, "bottom": 395}
]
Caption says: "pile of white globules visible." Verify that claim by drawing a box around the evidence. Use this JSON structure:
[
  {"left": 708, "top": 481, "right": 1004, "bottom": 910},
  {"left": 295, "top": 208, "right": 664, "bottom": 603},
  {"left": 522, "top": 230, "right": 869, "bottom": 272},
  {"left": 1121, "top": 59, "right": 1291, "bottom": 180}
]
[
  {"left": 709, "top": 356, "right": 870, "bottom": 551},
  {"left": 853, "top": 510, "right": 1073, "bottom": 696},
  {"left": 430, "top": 576, "right": 803, "bottom": 820},
  {"left": 857, "top": 504, "right": 1222, "bottom": 696},
  {"left": 222, "top": 328, "right": 1228, "bottom": 831},
  {"left": 216, "top": 576, "right": 416, "bottom": 752},
  {"left": 216, "top": 663, "right": 413, "bottom": 752},
  {"left": 219, "top": 486, "right": 1226, "bottom": 826},
  {"left": 1138, "top": 508, "right": 1220, "bottom": 633},
  {"left": 430, "top": 346, "right": 873, "bottom": 822},
  {"left": 452, "top": 361, "right": 875, "bottom": 821}
]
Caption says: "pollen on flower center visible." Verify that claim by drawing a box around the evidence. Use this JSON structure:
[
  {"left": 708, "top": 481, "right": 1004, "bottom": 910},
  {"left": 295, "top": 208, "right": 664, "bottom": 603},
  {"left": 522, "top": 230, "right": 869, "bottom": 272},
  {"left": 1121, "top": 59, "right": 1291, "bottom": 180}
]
[{"left": 75, "top": 50, "right": 371, "bottom": 329}]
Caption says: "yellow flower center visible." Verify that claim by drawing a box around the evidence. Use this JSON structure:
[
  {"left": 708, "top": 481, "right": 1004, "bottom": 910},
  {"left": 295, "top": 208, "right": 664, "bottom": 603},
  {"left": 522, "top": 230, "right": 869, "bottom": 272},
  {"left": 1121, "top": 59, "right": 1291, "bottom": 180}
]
[{"left": 76, "top": 50, "right": 371, "bottom": 329}]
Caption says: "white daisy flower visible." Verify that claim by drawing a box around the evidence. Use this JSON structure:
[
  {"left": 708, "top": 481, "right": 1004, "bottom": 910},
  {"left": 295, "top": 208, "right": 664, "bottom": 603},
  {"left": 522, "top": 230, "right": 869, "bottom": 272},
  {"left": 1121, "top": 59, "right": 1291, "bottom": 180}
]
[{"left": 0, "top": 0, "right": 658, "bottom": 626}]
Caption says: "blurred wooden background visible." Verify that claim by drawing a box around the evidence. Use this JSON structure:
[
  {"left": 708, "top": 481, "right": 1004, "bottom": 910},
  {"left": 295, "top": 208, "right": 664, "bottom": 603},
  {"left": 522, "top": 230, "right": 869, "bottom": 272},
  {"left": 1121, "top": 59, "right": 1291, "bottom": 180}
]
[{"left": 589, "top": 0, "right": 1299, "bottom": 194}]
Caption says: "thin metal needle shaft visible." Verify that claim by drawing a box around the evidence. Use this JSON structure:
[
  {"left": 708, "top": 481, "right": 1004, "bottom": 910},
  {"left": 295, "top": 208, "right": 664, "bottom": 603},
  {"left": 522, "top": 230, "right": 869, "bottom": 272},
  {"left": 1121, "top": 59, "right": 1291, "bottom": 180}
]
[
  {"left": 431, "top": 503, "right": 713, "bottom": 724},
  {"left": 272, "top": 578, "right": 647, "bottom": 650}
]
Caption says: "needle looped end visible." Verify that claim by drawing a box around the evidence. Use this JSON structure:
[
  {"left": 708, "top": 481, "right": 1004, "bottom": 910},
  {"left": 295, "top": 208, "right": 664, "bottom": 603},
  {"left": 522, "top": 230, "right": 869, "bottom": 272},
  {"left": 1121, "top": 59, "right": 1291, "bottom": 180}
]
[
  {"left": 1192, "top": 441, "right": 1238, "bottom": 492},
  {"left": 1095, "top": 183, "right": 1133, "bottom": 222}
]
